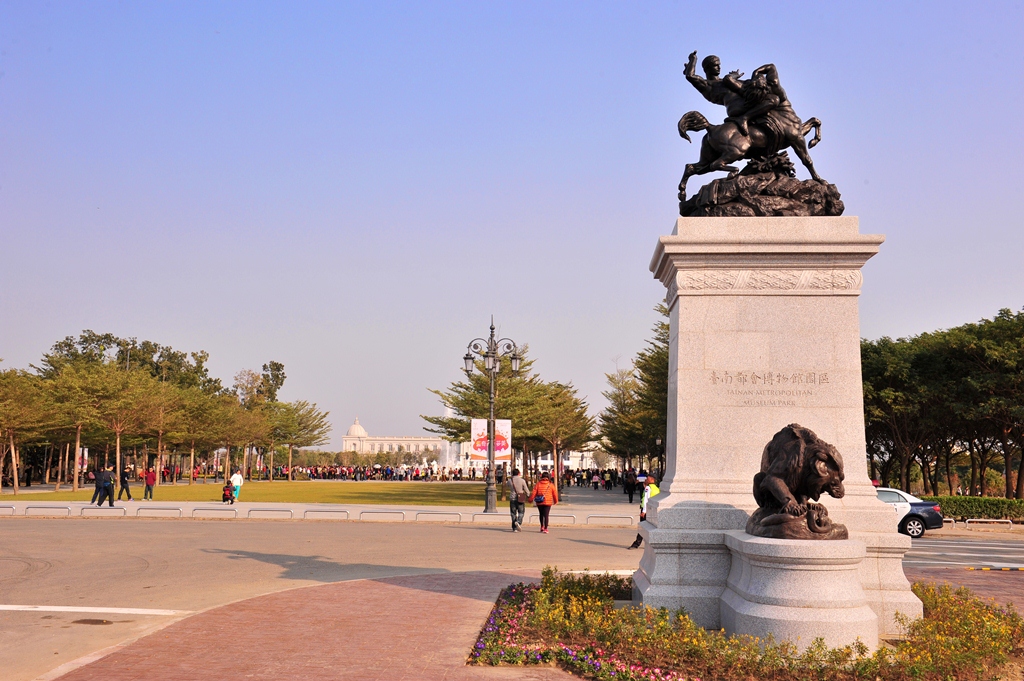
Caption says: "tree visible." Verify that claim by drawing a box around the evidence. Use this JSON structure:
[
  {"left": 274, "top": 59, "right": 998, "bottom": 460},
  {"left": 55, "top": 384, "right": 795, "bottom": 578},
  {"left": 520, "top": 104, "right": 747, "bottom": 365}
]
[
  {"left": 534, "top": 381, "right": 595, "bottom": 485},
  {"left": 422, "top": 348, "right": 548, "bottom": 475},
  {"left": 261, "top": 362, "right": 286, "bottom": 402},
  {"left": 598, "top": 307, "right": 669, "bottom": 474},
  {"left": 173, "top": 387, "right": 220, "bottom": 485},
  {"left": 0, "top": 370, "right": 51, "bottom": 494},
  {"left": 94, "top": 365, "right": 158, "bottom": 494},
  {"left": 599, "top": 368, "right": 644, "bottom": 468},
  {"left": 861, "top": 336, "right": 932, "bottom": 491},
  {"left": 37, "top": 330, "right": 224, "bottom": 394},
  {"left": 49, "top": 361, "right": 105, "bottom": 491},
  {"left": 286, "top": 401, "right": 332, "bottom": 477},
  {"left": 233, "top": 370, "right": 264, "bottom": 409}
]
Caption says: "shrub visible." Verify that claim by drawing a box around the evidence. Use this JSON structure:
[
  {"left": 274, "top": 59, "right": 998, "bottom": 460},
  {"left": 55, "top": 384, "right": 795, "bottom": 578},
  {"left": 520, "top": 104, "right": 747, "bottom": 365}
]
[
  {"left": 471, "top": 568, "right": 1024, "bottom": 681},
  {"left": 921, "top": 495, "right": 1024, "bottom": 521}
]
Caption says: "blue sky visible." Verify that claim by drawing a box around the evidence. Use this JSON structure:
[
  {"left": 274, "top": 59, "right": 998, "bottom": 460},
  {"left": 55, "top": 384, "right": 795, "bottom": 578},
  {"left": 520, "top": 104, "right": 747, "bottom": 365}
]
[{"left": 2, "top": 1, "right": 1022, "bottom": 446}]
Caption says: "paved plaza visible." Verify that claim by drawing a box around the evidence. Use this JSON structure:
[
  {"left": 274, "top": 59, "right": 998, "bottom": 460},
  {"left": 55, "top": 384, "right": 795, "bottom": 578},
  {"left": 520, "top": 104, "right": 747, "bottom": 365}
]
[
  {"left": 1, "top": 486, "right": 1022, "bottom": 681},
  {"left": 0, "top": 508, "right": 638, "bottom": 681}
]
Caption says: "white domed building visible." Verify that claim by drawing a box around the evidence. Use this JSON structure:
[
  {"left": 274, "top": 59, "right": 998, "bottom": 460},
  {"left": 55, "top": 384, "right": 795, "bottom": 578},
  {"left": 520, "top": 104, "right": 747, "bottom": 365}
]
[{"left": 340, "top": 418, "right": 453, "bottom": 463}]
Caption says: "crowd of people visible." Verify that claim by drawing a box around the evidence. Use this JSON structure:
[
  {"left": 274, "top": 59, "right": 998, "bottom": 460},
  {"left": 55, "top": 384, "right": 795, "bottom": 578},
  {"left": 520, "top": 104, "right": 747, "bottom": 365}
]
[{"left": 504, "top": 466, "right": 660, "bottom": 542}]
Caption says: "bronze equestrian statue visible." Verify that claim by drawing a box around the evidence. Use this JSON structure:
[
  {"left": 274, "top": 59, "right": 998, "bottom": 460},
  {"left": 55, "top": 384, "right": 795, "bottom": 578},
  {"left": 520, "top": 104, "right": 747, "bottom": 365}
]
[{"left": 679, "top": 52, "right": 824, "bottom": 202}]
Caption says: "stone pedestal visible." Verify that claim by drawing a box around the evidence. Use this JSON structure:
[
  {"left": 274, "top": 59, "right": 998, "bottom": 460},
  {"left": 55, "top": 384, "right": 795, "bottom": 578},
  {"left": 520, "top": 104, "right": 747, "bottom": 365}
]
[
  {"left": 720, "top": 532, "right": 878, "bottom": 650},
  {"left": 634, "top": 216, "right": 921, "bottom": 641}
]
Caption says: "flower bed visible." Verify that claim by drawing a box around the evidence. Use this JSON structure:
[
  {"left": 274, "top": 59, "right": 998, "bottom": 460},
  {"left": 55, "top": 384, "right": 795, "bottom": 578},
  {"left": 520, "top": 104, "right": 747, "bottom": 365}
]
[{"left": 469, "top": 568, "right": 1024, "bottom": 681}]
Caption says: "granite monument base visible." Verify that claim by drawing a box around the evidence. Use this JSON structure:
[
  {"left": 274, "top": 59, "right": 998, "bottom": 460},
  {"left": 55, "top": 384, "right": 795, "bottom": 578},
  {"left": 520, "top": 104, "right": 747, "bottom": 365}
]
[
  {"left": 634, "top": 216, "right": 922, "bottom": 639},
  {"left": 719, "top": 532, "right": 878, "bottom": 651}
]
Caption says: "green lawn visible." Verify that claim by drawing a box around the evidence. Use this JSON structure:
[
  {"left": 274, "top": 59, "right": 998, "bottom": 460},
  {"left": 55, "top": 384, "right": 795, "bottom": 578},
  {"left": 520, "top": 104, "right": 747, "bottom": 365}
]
[{"left": 19, "top": 481, "right": 487, "bottom": 506}]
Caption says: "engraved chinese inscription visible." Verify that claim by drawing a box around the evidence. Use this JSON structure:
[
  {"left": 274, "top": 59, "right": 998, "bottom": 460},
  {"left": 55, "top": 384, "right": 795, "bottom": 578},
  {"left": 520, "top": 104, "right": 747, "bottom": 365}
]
[{"left": 708, "top": 370, "right": 832, "bottom": 407}]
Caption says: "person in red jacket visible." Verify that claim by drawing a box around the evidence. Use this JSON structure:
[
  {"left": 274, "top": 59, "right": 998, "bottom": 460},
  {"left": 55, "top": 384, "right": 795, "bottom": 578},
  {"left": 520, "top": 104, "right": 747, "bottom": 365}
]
[
  {"left": 143, "top": 467, "right": 157, "bottom": 500},
  {"left": 528, "top": 472, "right": 559, "bottom": 533}
]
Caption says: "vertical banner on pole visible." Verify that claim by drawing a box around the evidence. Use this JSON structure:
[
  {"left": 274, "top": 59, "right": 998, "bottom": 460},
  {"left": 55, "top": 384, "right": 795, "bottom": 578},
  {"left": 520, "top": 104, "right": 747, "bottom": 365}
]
[
  {"left": 470, "top": 419, "right": 488, "bottom": 461},
  {"left": 470, "top": 419, "right": 513, "bottom": 461},
  {"left": 494, "top": 420, "right": 512, "bottom": 461}
]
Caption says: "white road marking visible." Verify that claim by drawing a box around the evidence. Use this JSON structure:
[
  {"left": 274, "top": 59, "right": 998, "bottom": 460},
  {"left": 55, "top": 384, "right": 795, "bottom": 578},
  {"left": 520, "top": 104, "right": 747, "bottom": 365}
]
[{"left": 0, "top": 605, "right": 189, "bottom": 616}]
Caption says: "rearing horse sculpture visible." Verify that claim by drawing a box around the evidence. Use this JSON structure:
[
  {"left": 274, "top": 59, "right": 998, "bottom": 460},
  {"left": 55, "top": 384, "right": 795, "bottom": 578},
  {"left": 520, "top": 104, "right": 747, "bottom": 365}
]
[{"left": 678, "top": 62, "right": 823, "bottom": 200}]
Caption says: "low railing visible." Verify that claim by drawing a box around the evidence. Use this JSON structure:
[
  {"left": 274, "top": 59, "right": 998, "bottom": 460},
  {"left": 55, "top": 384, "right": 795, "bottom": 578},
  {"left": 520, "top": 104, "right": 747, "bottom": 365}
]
[
  {"left": 81, "top": 506, "right": 127, "bottom": 517},
  {"left": 358, "top": 510, "right": 405, "bottom": 521},
  {"left": 965, "top": 518, "right": 1014, "bottom": 529},
  {"left": 585, "top": 514, "right": 634, "bottom": 526},
  {"left": 135, "top": 507, "right": 183, "bottom": 518},
  {"left": 527, "top": 513, "right": 577, "bottom": 525},
  {"left": 191, "top": 507, "right": 238, "bottom": 518},
  {"left": 24, "top": 506, "right": 72, "bottom": 517},
  {"left": 414, "top": 511, "right": 462, "bottom": 522},
  {"left": 246, "top": 508, "right": 294, "bottom": 519},
  {"left": 302, "top": 509, "right": 350, "bottom": 520}
]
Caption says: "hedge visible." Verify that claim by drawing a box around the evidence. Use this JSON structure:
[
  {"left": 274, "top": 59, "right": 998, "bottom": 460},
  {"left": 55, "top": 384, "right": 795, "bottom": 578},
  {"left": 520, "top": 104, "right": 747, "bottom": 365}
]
[{"left": 920, "top": 495, "right": 1024, "bottom": 521}]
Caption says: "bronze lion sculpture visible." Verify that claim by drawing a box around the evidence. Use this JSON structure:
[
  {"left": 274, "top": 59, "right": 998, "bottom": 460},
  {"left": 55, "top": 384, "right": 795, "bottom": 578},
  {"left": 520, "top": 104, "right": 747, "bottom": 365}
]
[{"left": 746, "top": 423, "right": 848, "bottom": 540}]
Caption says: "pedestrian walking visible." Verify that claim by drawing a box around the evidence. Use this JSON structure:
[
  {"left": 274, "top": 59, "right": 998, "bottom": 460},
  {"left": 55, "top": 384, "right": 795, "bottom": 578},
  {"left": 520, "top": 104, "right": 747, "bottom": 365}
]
[
  {"left": 507, "top": 468, "right": 530, "bottom": 532},
  {"left": 143, "top": 467, "right": 156, "bottom": 500},
  {"left": 629, "top": 475, "right": 659, "bottom": 549},
  {"left": 625, "top": 468, "right": 637, "bottom": 503},
  {"left": 528, "top": 472, "right": 559, "bottom": 534},
  {"left": 89, "top": 469, "right": 102, "bottom": 504},
  {"left": 230, "top": 469, "right": 244, "bottom": 502},
  {"left": 117, "top": 465, "right": 134, "bottom": 501},
  {"left": 95, "top": 465, "right": 115, "bottom": 507}
]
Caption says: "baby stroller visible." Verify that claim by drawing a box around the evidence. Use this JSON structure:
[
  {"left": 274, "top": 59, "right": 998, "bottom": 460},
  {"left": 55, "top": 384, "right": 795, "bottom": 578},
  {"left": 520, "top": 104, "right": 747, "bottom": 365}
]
[{"left": 222, "top": 483, "right": 235, "bottom": 504}]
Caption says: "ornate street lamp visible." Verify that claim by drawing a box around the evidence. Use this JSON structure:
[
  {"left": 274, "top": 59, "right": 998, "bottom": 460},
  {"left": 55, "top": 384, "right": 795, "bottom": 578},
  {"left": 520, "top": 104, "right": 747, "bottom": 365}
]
[{"left": 464, "top": 317, "right": 521, "bottom": 513}]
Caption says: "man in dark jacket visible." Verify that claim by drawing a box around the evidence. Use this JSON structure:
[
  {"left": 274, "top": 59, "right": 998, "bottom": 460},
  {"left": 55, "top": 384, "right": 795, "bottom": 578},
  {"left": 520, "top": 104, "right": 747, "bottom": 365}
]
[
  {"left": 117, "top": 465, "right": 134, "bottom": 501},
  {"left": 625, "top": 469, "right": 638, "bottom": 504},
  {"left": 90, "top": 469, "right": 103, "bottom": 504},
  {"left": 95, "top": 466, "right": 115, "bottom": 507}
]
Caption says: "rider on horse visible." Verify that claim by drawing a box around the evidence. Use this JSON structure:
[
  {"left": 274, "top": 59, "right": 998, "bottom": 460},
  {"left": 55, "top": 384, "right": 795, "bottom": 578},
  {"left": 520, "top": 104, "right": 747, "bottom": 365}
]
[
  {"left": 678, "top": 52, "right": 824, "bottom": 196},
  {"left": 684, "top": 51, "right": 793, "bottom": 151}
]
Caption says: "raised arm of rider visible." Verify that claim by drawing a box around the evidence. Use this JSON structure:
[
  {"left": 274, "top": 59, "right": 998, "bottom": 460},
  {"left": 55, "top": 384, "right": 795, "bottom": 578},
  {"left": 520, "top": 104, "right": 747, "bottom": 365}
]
[{"left": 684, "top": 50, "right": 698, "bottom": 77}]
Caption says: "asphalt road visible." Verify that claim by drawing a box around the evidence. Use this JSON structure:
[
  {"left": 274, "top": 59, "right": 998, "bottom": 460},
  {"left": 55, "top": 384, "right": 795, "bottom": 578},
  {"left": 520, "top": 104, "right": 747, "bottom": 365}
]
[
  {"left": 0, "top": 517, "right": 639, "bottom": 681},
  {"left": 905, "top": 536, "right": 1024, "bottom": 569}
]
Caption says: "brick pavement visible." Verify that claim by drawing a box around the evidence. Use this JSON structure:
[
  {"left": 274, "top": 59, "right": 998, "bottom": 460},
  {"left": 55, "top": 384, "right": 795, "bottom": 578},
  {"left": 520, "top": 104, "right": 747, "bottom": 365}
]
[
  {"left": 48, "top": 566, "right": 1023, "bottom": 681},
  {"left": 53, "top": 571, "right": 572, "bottom": 681},
  {"left": 905, "top": 567, "right": 1024, "bottom": 609}
]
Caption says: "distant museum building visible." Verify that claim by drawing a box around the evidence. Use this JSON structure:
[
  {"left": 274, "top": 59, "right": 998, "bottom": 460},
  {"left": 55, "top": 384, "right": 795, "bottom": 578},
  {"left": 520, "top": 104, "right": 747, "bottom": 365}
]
[
  {"left": 341, "top": 418, "right": 449, "bottom": 457},
  {"left": 340, "top": 418, "right": 597, "bottom": 471}
]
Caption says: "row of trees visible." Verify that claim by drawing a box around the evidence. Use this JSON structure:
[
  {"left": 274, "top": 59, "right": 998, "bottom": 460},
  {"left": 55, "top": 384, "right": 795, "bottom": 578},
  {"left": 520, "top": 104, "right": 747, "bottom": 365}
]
[
  {"left": 422, "top": 348, "right": 595, "bottom": 481},
  {"left": 0, "top": 331, "right": 331, "bottom": 494},
  {"left": 864, "top": 308, "right": 1024, "bottom": 499},
  {"left": 596, "top": 305, "right": 1024, "bottom": 499},
  {"left": 598, "top": 306, "right": 669, "bottom": 475}
]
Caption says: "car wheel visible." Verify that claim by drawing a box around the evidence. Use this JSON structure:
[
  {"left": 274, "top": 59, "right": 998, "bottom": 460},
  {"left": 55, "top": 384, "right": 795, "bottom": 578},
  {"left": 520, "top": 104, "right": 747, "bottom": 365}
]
[{"left": 900, "top": 516, "right": 925, "bottom": 538}]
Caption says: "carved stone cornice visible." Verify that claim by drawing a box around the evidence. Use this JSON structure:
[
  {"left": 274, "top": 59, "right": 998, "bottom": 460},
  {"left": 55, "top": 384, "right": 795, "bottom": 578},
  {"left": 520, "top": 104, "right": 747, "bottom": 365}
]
[
  {"left": 675, "top": 268, "right": 863, "bottom": 296},
  {"left": 650, "top": 217, "right": 884, "bottom": 302}
]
